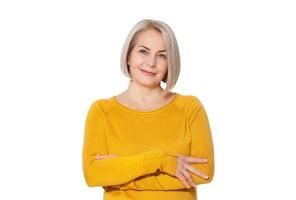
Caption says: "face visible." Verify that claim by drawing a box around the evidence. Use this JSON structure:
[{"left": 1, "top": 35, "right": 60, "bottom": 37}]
[{"left": 127, "top": 29, "right": 168, "bottom": 89}]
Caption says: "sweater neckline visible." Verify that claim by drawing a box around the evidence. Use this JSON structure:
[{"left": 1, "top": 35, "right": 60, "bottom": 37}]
[{"left": 111, "top": 92, "right": 179, "bottom": 114}]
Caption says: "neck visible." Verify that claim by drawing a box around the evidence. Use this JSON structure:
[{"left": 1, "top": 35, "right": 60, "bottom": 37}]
[{"left": 124, "top": 79, "right": 168, "bottom": 102}]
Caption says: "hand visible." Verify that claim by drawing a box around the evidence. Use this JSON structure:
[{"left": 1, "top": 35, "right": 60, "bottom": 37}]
[
  {"left": 95, "top": 154, "right": 118, "bottom": 160},
  {"left": 175, "top": 155, "right": 209, "bottom": 189}
]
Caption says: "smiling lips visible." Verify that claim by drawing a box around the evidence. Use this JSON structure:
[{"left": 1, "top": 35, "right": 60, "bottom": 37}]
[{"left": 141, "top": 69, "right": 157, "bottom": 76}]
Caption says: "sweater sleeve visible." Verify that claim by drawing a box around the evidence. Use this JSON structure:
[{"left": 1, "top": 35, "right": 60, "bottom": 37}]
[
  {"left": 110, "top": 164, "right": 190, "bottom": 190},
  {"left": 82, "top": 101, "right": 177, "bottom": 187},
  {"left": 188, "top": 97, "right": 215, "bottom": 185},
  {"left": 113, "top": 96, "right": 215, "bottom": 190}
]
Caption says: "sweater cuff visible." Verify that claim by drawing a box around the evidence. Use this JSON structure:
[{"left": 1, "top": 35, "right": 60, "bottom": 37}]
[
  {"left": 161, "top": 154, "right": 177, "bottom": 176},
  {"left": 142, "top": 149, "right": 177, "bottom": 176}
]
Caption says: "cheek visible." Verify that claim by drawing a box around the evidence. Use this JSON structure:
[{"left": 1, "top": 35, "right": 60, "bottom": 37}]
[
  {"left": 129, "top": 55, "right": 145, "bottom": 66},
  {"left": 160, "top": 62, "right": 168, "bottom": 72}
]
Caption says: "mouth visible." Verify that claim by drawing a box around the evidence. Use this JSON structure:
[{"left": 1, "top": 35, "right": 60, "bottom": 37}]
[{"left": 140, "top": 69, "right": 157, "bottom": 76}]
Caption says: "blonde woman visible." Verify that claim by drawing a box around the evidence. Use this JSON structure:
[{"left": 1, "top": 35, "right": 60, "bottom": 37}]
[{"left": 82, "top": 19, "right": 215, "bottom": 200}]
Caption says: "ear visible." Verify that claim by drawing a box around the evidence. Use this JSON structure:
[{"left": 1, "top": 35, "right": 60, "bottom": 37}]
[{"left": 127, "top": 54, "right": 131, "bottom": 65}]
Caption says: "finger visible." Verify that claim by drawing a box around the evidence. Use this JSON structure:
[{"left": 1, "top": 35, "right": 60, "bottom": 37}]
[
  {"left": 176, "top": 171, "right": 191, "bottom": 189},
  {"left": 180, "top": 166, "right": 196, "bottom": 188},
  {"left": 184, "top": 156, "right": 208, "bottom": 164},
  {"left": 95, "top": 155, "right": 103, "bottom": 160},
  {"left": 185, "top": 164, "right": 209, "bottom": 180},
  {"left": 95, "top": 154, "right": 118, "bottom": 160}
]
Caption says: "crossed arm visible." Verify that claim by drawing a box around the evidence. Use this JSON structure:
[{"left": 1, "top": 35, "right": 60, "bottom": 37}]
[{"left": 82, "top": 99, "right": 214, "bottom": 191}]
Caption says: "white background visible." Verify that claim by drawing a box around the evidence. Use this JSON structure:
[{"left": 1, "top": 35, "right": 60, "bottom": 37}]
[{"left": 0, "top": 0, "right": 295, "bottom": 199}]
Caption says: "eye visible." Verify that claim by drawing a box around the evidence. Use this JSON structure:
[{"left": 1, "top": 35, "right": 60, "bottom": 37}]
[
  {"left": 139, "top": 49, "right": 148, "bottom": 55},
  {"left": 159, "top": 54, "right": 166, "bottom": 59}
]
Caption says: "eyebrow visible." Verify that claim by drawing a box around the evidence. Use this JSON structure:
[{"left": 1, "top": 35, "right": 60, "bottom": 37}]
[{"left": 139, "top": 45, "right": 167, "bottom": 53}]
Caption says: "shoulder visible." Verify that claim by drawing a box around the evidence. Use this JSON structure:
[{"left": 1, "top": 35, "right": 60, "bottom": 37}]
[
  {"left": 87, "top": 96, "right": 115, "bottom": 115},
  {"left": 177, "top": 93, "right": 205, "bottom": 124},
  {"left": 177, "top": 93, "right": 203, "bottom": 109}
]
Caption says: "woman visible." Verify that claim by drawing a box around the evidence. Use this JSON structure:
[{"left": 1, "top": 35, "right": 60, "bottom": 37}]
[{"left": 82, "top": 19, "right": 215, "bottom": 200}]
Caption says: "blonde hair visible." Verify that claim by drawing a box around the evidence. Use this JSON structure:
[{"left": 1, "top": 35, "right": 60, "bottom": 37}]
[{"left": 120, "top": 19, "right": 181, "bottom": 92}]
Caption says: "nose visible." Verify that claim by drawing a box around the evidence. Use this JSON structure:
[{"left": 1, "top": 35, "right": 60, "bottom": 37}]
[{"left": 146, "top": 54, "right": 157, "bottom": 68}]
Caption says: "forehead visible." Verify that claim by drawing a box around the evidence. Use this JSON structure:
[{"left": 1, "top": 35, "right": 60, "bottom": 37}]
[{"left": 134, "top": 29, "right": 166, "bottom": 50}]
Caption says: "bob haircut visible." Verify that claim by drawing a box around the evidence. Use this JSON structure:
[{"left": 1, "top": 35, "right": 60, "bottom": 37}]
[{"left": 120, "top": 19, "right": 181, "bottom": 92}]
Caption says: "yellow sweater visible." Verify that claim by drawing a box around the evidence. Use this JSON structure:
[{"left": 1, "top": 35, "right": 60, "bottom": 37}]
[{"left": 82, "top": 93, "right": 215, "bottom": 200}]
